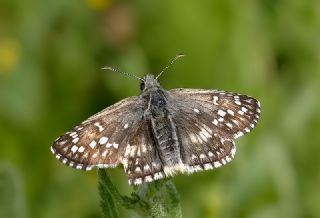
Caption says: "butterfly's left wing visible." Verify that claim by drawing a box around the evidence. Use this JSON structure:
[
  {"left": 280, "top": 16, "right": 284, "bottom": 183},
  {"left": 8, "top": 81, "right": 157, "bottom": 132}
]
[
  {"left": 168, "top": 88, "right": 261, "bottom": 172},
  {"left": 51, "top": 96, "right": 145, "bottom": 170}
]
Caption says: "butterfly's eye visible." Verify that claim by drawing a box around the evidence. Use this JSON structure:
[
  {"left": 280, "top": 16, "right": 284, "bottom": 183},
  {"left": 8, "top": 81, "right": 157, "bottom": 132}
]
[{"left": 140, "top": 81, "right": 145, "bottom": 91}]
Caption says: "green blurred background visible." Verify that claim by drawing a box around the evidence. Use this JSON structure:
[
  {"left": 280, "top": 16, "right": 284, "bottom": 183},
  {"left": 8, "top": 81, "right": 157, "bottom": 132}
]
[{"left": 1, "top": 0, "right": 320, "bottom": 217}]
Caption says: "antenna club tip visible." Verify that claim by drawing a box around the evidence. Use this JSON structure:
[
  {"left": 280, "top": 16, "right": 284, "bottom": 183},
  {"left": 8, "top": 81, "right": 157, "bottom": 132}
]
[
  {"left": 101, "top": 66, "right": 112, "bottom": 70},
  {"left": 176, "top": 53, "right": 185, "bottom": 57}
]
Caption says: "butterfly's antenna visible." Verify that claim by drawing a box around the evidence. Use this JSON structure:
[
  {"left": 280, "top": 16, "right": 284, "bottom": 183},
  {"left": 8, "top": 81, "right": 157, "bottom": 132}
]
[
  {"left": 102, "top": 66, "right": 144, "bottom": 81},
  {"left": 156, "top": 53, "right": 185, "bottom": 80}
]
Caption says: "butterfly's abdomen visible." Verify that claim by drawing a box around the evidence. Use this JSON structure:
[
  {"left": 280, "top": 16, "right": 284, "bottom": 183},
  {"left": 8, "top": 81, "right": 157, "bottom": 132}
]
[{"left": 148, "top": 90, "right": 185, "bottom": 176}]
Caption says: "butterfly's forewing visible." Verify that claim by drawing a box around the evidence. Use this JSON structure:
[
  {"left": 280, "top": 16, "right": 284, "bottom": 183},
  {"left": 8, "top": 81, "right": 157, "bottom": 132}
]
[
  {"left": 170, "top": 89, "right": 261, "bottom": 139},
  {"left": 168, "top": 88, "right": 261, "bottom": 171},
  {"left": 51, "top": 96, "right": 145, "bottom": 170}
]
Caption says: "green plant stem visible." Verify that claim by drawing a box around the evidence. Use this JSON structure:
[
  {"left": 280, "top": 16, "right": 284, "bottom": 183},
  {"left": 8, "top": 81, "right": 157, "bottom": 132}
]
[{"left": 98, "top": 169, "right": 182, "bottom": 218}]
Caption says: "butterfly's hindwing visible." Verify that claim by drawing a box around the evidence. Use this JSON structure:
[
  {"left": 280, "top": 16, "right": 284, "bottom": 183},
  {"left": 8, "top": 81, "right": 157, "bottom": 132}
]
[
  {"left": 51, "top": 96, "right": 144, "bottom": 170},
  {"left": 121, "top": 120, "right": 165, "bottom": 185}
]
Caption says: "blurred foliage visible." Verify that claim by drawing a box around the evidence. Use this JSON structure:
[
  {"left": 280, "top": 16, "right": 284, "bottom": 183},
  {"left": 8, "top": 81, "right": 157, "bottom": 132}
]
[
  {"left": 0, "top": 0, "right": 320, "bottom": 217},
  {"left": 98, "top": 169, "right": 181, "bottom": 217}
]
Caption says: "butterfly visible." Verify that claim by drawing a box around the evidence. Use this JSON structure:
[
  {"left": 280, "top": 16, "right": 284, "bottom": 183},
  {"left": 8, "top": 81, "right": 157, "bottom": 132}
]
[{"left": 51, "top": 54, "right": 261, "bottom": 185}]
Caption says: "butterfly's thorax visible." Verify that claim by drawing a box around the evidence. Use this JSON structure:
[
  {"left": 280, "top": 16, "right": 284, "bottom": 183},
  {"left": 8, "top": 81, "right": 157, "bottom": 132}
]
[{"left": 142, "top": 82, "right": 183, "bottom": 171}]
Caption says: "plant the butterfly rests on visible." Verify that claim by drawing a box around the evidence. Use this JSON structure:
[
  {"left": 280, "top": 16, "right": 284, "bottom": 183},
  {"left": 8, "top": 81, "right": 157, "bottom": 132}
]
[{"left": 51, "top": 54, "right": 261, "bottom": 185}]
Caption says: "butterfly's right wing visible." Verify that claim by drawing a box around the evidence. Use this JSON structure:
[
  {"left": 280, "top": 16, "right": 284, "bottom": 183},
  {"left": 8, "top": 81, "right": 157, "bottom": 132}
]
[
  {"left": 122, "top": 119, "right": 165, "bottom": 185},
  {"left": 168, "top": 88, "right": 261, "bottom": 172}
]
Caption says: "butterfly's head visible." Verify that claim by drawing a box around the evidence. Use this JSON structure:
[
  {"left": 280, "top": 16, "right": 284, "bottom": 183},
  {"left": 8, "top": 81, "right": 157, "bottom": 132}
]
[
  {"left": 103, "top": 53, "right": 184, "bottom": 93},
  {"left": 140, "top": 74, "right": 160, "bottom": 91},
  {"left": 140, "top": 53, "right": 185, "bottom": 92}
]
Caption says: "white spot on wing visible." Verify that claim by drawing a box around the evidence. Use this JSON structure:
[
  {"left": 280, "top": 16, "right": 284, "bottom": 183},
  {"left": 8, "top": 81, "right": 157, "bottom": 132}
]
[
  {"left": 227, "top": 109, "right": 235, "bottom": 116},
  {"left": 212, "top": 119, "right": 218, "bottom": 126},
  {"left": 213, "top": 96, "right": 219, "bottom": 105},
  {"left": 144, "top": 164, "right": 150, "bottom": 171},
  {"left": 238, "top": 110, "right": 244, "bottom": 115},
  {"left": 130, "top": 145, "right": 136, "bottom": 157},
  {"left": 232, "top": 119, "right": 240, "bottom": 125},
  {"left": 235, "top": 131, "right": 244, "bottom": 138},
  {"left": 145, "top": 175, "right": 153, "bottom": 182},
  {"left": 78, "top": 146, "right": 85, "bottom": 153},
  {"left": 92, "top": 152, "right": 98, "bottom": 158},
  {"left": 191, "top": 154, "right": 197, "bottom": 160},
  {"left": 141, "top": 144, "right": 147, "bottom": 153},
  {"left": 83, "top": 152, "right": 88, "bottom": 159},
  {"left": 134, "top": 178, "right": 142, "bottom": 185},
  {"left": 89, "top": 140, "right": 97, "bottom": 148},
  {"left": 113, "top": 143, "right": 119, "bottom": 149},
  {"left": 102, "top": 150, "right": 108, "bottom": 157},
  {"left": 231, "top": 145, "right": 236, "bottom": 157},
  {"left": 218, "top": 109, "right": 226, "bottom": 117},
  {"left": 154, "top": 172, "right": 163, "bottom": 180},
  {"left": 213, "top": 161, "right": 222, "bottom": 168},
  {"left": 71, "top": 145, "right": 78, "bottom": 153},
  {"left": 204, "top": 163, "right": 213, "bottom": 170},
  {"left": 235, "top": 100, "right": 241, "bottom": 105},
  {"left": 94, "top": 122, "right": 104, "bottom": 132},
  {"left": 136, "top": 146, "right": 141, "bottom": 157},
  {"left": 199, "top": 132, "right": 208, "bottom": 142},
  {"left": 194, "top": 108, "right": 200, "bottom": 113},
  {"left": 190, "top": 133, "right": 198, "bottom": 143},
  {"left": 226, "top": 156, "right": 232, "bottom": 162},
  {"left": 226, "top": 123, "right": 233, "bottom": 128},
  {"left": 86, "top": 166, "right": 93, "bottom": 171},
  {"left": 99, "top": 137, "right": 108, "bottom": 145},
  {"left": 72, "top": 137, "right": 79, "bottom": 143},
  {"left": 200, "top": 128, "right": 212, "bottom": 139},
  {"left": 241, "top": 107, "right": 248, "bottom": 113},
  {"left": 70, "top": 132, "right": 77, "bottom": 136},
  {"left": 124, "top": 144, "right": 131, "bottom": 157},
  {"left": 199, "top": 154, "right": 206, "bottom": 159},
  {"left": 124, "top": 123, "right": 129, "bottom": 129},
  {"left": 135, "top": 167, "right": 142, "bottom": 173}
]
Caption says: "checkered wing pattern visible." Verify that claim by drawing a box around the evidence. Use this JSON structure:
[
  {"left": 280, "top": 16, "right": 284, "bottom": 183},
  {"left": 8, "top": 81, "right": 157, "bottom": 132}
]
[
  {"left": 121, "top": 120, "right": 165, "bottom": 185},
  {"left": 169, "top": 88, "right": 261, "bottom": 171},
  {"left": 51, "top": 96, "right": 144, "bottom": 170}
]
